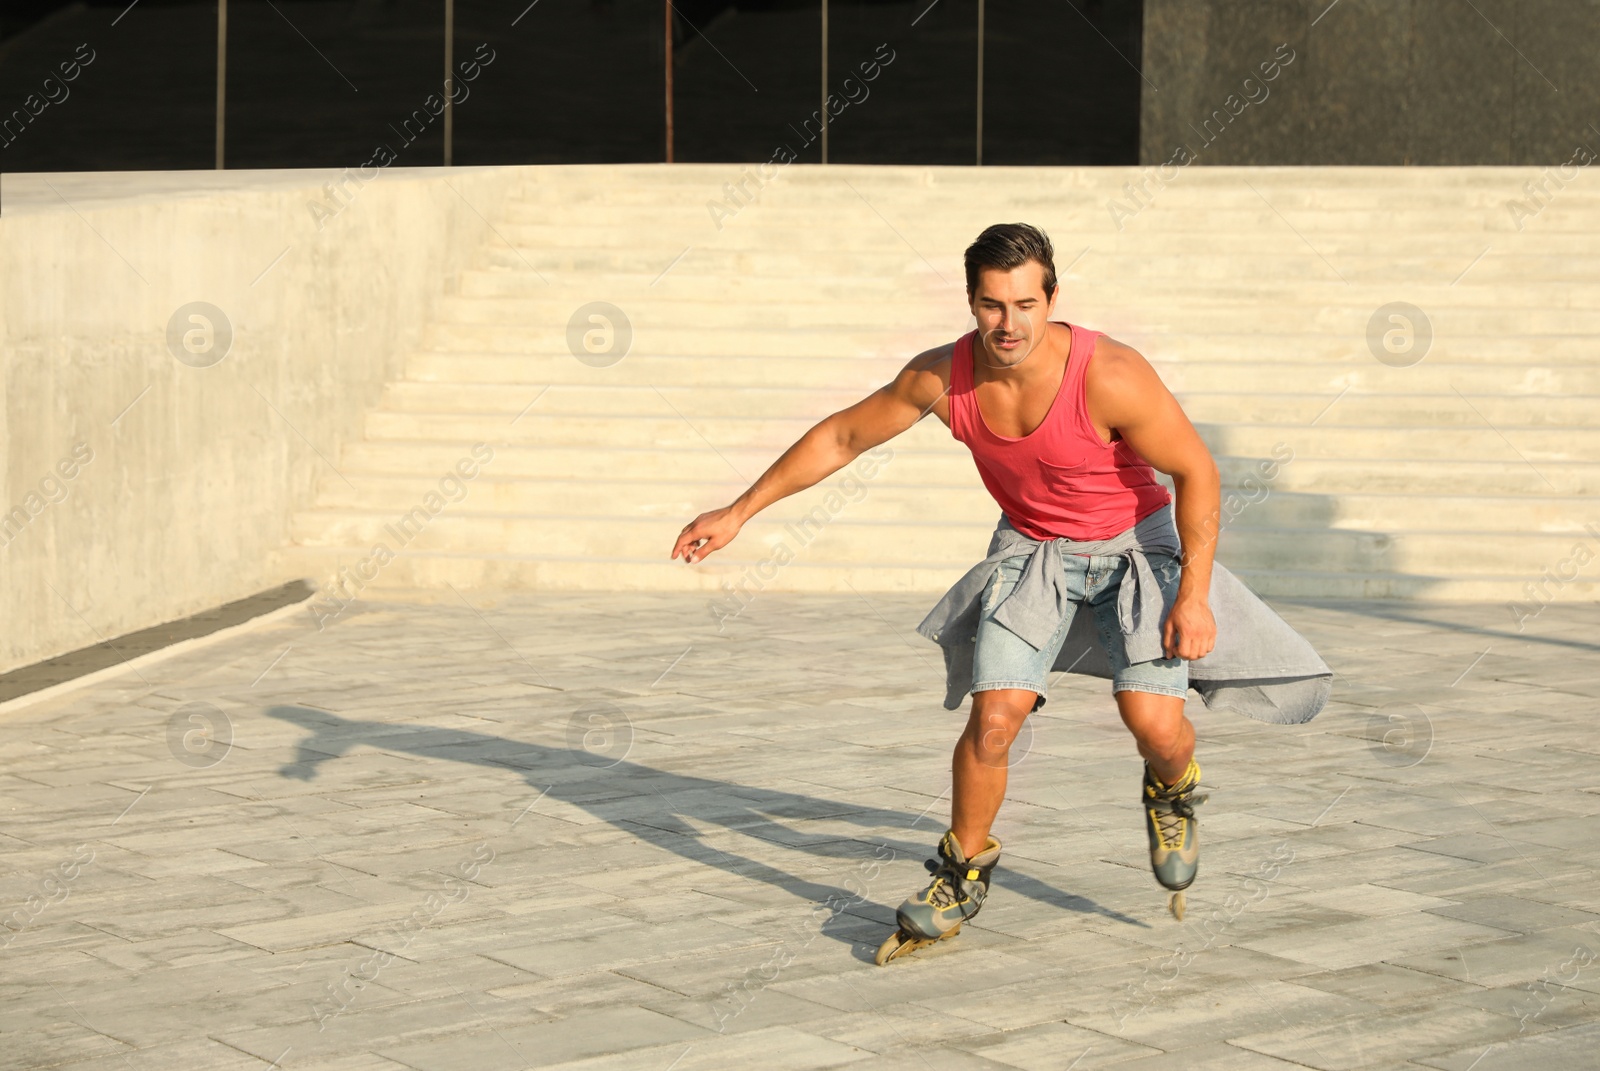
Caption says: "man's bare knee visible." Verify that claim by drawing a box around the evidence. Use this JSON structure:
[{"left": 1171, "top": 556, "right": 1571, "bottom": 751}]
[
  {"left": 1139, "top": 718, "right": 1186, "bottom": 753},
  {"left": 1117, "top": 694, "right": 1191, "bottom": 762},
  {"left": 967, "top": 689, "right": 1036, "bottom": 764}
]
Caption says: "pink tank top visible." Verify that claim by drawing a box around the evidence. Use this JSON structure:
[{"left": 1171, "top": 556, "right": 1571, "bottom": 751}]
[{"left": 948, "top": 321, "right": 1172, "bottom": 541}]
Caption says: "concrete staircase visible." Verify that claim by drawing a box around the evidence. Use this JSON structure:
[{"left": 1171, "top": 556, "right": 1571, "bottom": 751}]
[{"left": 276, "top": 165, "right": 1600, "bottom": 607}]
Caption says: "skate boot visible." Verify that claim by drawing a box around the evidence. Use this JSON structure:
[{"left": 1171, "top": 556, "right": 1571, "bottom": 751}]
[
  {"left": 1142, "top": 757, "right": 1208, "bottom": 920},
  {"left": 874, "top": 829, "right": 1001, "bottom": 966}
]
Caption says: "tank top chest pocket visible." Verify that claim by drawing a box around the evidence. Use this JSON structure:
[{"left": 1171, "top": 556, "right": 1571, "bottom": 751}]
[{"left": 1036, "top": 454, "right": 1096, "bottom": 492}]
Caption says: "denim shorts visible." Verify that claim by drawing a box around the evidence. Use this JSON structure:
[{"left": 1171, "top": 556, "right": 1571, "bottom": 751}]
[{"left": 971, "top": 548, "right": 1189, "bottom": 711}]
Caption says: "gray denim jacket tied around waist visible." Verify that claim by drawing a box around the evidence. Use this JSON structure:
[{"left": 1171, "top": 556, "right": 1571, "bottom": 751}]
[{"left": 914, "top": 505, "right": 1332, "bottom": 725}]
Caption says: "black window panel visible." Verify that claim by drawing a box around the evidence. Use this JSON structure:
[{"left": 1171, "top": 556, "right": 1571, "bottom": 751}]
[
  {"left": 0, "top": 0, "right": 216, "bottom": 171},
  {"left": 0, "top": 0, "right": 1142, "bottom": 169},
  {"left": 983, "top": 0, "right": 1142, "bottom": 165},
  {"left": 827, "top": 0, "right": 977, "bottom": 165},
  {"left": 669, "top": 0, "right": 816, "bottom": 163},
  {"left": 225, "top": 0, "right": 441, "bottom": 170},
  {"left": 453, "top": 0, "right": 662, "bottom": 165}
]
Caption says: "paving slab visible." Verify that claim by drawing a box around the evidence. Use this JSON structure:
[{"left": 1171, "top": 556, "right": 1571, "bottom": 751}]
[
  {"left": 1415, "top": 1019, "right": 1600, "bottom": 1071},
  {"left": 2, "top": 595, "right": 1598, "bottom": 1069}
]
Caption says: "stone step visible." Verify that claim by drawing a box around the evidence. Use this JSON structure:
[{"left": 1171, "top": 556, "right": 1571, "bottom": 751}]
[
  {"left": 433, "top": 291, "right": 1600, "bottom": 331},
  {"left": 509, "top": 164, "right": 1593, "bottom": 191},
  {"left": 405, "top": 352, "right": 905, "bottom": 389},
  {"left": 416, "top": 321, "right": 1600, "bottom": 359},
  {"left": 274, "top": 544, "right": 1597, "bottom": 604},
  {"left": 497, "top": 201, "right": 1600, "bottom": 236},
  {"left": 416, "top": 323, "right": 958, "bottom": 358},
  {"left": 485, "top": 222, "right": 1600, "bottom": 257},
  {"left": 400, "top": 357, "right": 1600, "bottom": 396},
  {"left": 458, "top": 272, "right": 915, "bottom": 301},
  {"left": 502, "top": 188, "right": 1600, "bottom": 219},
  {"left": 304, "top": 474, "right": 1588, "bottom": 535},
  {"left": 356, "top": 409, "right": 1600, "bottom": 462},
  {"left": 457, "top": 267, "right": 1600, "bottom": 302},
  {"left": 331, "top": 441, "right": 1600, "bottom": 495},
  {"left": 507, "top": 173, "right": 1600, "bottom": 208},
  {"left": 505, "top": 182, "right": 1600, "bottom": 214},
  {"left": 285, "top": 506, "right": 1599, "bottom": 575},
  {"left": 472, "top": 245, "right": 1600, "bottom": 282},
  {"left": 373, "top": 382, "right": 1600, "bottom": 428}
]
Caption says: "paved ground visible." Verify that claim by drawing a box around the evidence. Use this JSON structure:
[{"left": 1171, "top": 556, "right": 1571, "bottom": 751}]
[{"left": 4, "top": 590, "right": 1598, "bottom": 1070}]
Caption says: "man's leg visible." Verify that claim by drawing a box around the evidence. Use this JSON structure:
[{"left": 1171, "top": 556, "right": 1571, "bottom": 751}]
[
  {"left": 1114, "top": 689, "right": 1194, "bottom": 785},
  {"left": 1117, "top": 686, "right": 1205, "bottom": 911},
  {"left": 877, "top": 687, "right": 1025, "bottom": 964},
  {"left": 950, "top": 687, "right": 1037, "bottom": 859},
  {"left": 886, "top": 555, "right": 1070, "bottom": 959}
]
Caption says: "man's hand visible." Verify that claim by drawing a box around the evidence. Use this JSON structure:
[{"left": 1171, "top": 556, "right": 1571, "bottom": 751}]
[
  {"left": 1162, "top": 592, "right": 1216, "bottom": 661},
  {"left": 672, "top": 505, "right": 745, "bottom": 564}
]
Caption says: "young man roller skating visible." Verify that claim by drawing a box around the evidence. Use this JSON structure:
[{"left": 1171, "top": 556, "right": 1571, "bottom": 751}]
[{"left": 671, "top": 223, "right": 1329, "bottom": 964}]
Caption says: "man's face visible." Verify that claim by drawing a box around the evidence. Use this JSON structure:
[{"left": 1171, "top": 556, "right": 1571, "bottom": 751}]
[{"left": 968, "top": 260, "right": 1056, "bottom": 369}]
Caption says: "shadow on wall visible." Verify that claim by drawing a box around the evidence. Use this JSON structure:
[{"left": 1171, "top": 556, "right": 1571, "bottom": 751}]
[
  {"left": 1191, "top": 420, "right": 1443, "bottom": 600},
  {"left": 265, "top": 702, "right": 1148, "bottom": 960}
]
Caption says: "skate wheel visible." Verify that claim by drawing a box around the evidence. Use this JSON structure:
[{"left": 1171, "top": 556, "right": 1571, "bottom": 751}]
[
  {"left": 873, "top": 924, "right": 955, "bottom": 966},
  {"left": 1168, "top": 891, "right": 1186, "bottom": 921},
  {"left": 874, "top": 930, "right": 907, "bottom": 966}
]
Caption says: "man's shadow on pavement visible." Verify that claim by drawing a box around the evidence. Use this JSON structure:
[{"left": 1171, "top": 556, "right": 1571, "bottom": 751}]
[{"left": 265, "top": 704, "right": 1148, "bottom": 960}]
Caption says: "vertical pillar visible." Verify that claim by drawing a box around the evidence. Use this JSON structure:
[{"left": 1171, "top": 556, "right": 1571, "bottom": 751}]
[
  {"left": 821, "top": 0, "right": 829, "bottom": 163},
  {"left": 665, "top": 0, "right": 675, "bottom": 162},
  {"left": 443, "top": 0, "right": 454, "bottom": 165},
  {"left": 215, "top": 0, "right": 227, "bottom": 169},
  {"left": 976, "top": 0, "right": 984, "bottom": 165}
]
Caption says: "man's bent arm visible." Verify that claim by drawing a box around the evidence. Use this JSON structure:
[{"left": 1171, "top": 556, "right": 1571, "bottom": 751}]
[
  {"left": 671, "top": 349, "right": 949, "bottom": 564},
  {"left": 1086, "top": 336, "right": 1221, "bottom": 658}
]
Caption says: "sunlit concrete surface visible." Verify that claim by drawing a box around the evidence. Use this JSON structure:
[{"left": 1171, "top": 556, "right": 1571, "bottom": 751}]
[
  {"left": 4, "top": 590, "right": 1596, "bottom": 1070},
  {"left": 10, "top": 165, "right": 1598, "bottom": 678},
  {"left": 0, "top": 166, "right": 515, "bottom": 675}
]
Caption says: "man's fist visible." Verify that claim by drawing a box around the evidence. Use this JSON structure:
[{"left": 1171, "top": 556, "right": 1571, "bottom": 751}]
[{"left": 1162, "top": 592, "right": 1216, "bottom": 661}]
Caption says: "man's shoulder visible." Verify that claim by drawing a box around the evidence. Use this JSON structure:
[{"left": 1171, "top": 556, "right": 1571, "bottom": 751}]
[
  {"left": 900, "top": 339, "right": 957, "bottom": 389},
  {"left": 1085, "top": 333, "right": 1157, "bottom": 394},
  {"left": 881, "top": 339, "right": 957, "bottom": 419},
  {"left": 913, "top": 338, "right": 959, "bottom": 368},
  {"left": 1088, "top": 332, "right": 1144, "bottom": 369}
]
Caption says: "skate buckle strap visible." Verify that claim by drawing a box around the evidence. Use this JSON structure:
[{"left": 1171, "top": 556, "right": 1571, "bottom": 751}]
[{"left": 926, "top": 860, "right": 978, "bottom": 880}]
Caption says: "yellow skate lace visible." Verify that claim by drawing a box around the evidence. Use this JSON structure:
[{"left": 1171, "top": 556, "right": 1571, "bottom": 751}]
[
  {"left": 1148, "top": 763, "right": 1201, "bottom": 849},
  {"left": 927, "top": 875, "right": 961, "bottom": 909},
  {"left": 1150, "top": 799, "right": 1193, "bottom": 849}
]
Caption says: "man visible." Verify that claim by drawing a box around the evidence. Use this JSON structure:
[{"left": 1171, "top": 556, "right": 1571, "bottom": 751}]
[{"left": 671, "top": 223, "right": 1329, "bottom": 964}]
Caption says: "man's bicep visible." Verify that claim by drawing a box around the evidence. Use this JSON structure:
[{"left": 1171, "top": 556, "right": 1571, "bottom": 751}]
[
  {"left": 1120, "top": 392, "right": 1213, "bottom": 478},
  {"left": 834, "top": 371, "right": 935, "bottom": 453},
  {"left": 832, "top": 350, "right": 948, "bottom": 453},
  {"left": 1098, "top": 345, "right": 1213, "bottom": 477}
]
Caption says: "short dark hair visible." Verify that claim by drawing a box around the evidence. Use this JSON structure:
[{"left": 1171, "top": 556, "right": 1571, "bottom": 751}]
[{"left": 964, "top": 223, "right": 1057, "bottom": 302}]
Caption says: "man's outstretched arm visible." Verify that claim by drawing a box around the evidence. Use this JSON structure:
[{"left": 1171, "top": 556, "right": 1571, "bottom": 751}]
[
  {"left": 670, "top": 347, "right": 950, "bottom": 564},
  {"left": 1086, "top": 336, "right": 1221, "bottom": 661}
]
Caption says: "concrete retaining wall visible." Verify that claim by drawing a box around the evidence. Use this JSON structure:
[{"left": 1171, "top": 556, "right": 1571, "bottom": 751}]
[{"left": 0, "top": 166, "right": 516, "bottom": 674}]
